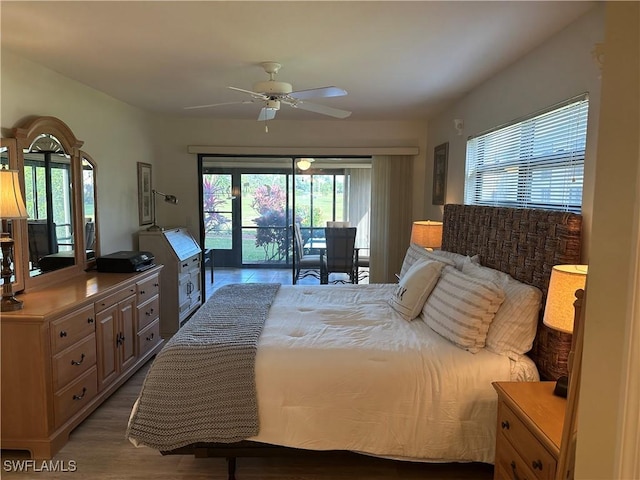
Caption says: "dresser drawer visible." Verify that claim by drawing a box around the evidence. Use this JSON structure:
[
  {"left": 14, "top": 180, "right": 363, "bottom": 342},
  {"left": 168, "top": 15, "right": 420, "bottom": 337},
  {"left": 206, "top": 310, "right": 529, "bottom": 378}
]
[
  {"left": 95, "top": 285, "right": 137, "bottom": 313},
  {"left": 137, "top": 319, "right": 161, "bottom": 358},
  {"left": 137, "top": 296, "right": 159, "bottom": 331},
  {"left": 52, "top": 333, "right": 97, "bottom": 391},
  {"left": 50, "top": 305, "right": 96, "bottom": 354},
  {"left": 497, "top": 400, "right": 556, "bottom": 480},
  {"left": 495, "top": 433, "right": 539, "bottom": 480},
  {"left": 137, "top": 275, "right": 160, "bottom": 305},
  {"left": 54, "top": 366, "right": 98, "bottom": 428}
]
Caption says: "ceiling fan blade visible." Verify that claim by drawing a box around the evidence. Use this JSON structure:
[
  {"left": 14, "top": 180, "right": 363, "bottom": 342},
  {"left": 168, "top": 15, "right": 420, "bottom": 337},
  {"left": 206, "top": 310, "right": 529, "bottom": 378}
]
[
  {"left": 258, "top": 107, "right": 277, "bottom": 122},
  {"left": 183, "top": 100, "right": 253, "bottom": 110},
  {"left": 289, "top": 86, "right": 347, "bottom": 100},
  {"left": 290, "top": 101, "right": 352, "bottom": 119},
  {"left": 229, "top": 86, "right": 268, "bottom": 99}
]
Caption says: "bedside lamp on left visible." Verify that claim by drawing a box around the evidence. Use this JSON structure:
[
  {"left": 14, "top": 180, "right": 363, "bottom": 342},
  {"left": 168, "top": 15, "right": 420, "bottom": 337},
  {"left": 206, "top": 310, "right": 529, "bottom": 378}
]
[{"left": 1, "top": 168, "right": 28, "bottom": 311}]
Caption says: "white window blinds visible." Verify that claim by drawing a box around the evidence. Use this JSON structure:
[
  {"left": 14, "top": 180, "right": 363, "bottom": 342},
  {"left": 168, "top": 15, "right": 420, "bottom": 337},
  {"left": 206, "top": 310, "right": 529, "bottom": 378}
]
[{"left": 464, "top": 95, "right": 589, "bottom": 213}]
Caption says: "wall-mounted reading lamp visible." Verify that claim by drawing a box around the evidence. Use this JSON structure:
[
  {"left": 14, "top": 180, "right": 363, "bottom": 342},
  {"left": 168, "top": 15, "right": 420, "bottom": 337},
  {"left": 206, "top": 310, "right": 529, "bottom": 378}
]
[{"left": 147, "top": 189, "right": 178, "bottom": 232}]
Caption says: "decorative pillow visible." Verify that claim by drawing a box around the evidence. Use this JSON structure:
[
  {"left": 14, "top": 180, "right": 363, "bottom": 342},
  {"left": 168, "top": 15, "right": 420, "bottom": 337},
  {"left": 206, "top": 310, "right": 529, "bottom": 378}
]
[
  {"left": 429, "top": 249, "right": 481, "bottom": 270},
  {"left": 388, "top": 259, "right": 444, "bottom": 321},
  {"left": 422, "top": 265, "right": 505, "bottom": 353},
  {"left": 399, "top": 243, "right": 456, "bottom": 279},
  {"left": 461, "top": 261, "right": 542, "bottom": 359}
]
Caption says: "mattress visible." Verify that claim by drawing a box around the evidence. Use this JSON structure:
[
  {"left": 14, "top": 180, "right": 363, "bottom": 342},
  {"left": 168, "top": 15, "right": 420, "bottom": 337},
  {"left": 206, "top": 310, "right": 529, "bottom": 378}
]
[{"left": 246, "top": 283, "right": 538, "bottom": 463}]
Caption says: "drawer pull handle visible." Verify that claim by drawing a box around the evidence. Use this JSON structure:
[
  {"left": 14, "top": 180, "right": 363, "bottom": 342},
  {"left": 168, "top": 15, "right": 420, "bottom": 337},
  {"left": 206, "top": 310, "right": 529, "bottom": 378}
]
[
  {"left": 71, "top": 353, "right": 86, "bottom": 366},
  {"left": 87, "top": 317, "right": 94, "bottom": 324},
  {"left": 59, "top": 331, "right": 67, "bottom": 338},
  {"left": 146, "top": 333, "right": 155, "bottom": 341},
  {"left": 116, "top": 332, "right": 125, "bottom": 346},
  {"left": 73, "top": 387, "right": 87, "bottom": 401},
  {"left": 140, "top": 290, "right": 146, "bottom": 295},
  {"left": 532, "top": 459, "right": 543, "bottom": 470},
  {"left": 501, "top": 420, "right": 510, "bottom": 430},
  {"left": 154, "top": 283, "right": 159, "bottom": 287},
  {"left": 510, "top": 461, "right": 524, "bottom": 480},
  {"left": 146, "top": 308, "right": 154, "bottom": 316}
]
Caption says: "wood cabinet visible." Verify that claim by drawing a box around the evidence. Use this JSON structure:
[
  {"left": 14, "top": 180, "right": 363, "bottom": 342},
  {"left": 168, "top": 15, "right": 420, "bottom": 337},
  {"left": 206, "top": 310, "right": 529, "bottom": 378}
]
[
  {"left": 0, "top": 266, "right": 163, "bottom": 459},
  {"left": 493, "top": 382, "right": 566, "bottom": 480},
  {"left": 138, "top": 228, "right": 202, "bottom": 338}
]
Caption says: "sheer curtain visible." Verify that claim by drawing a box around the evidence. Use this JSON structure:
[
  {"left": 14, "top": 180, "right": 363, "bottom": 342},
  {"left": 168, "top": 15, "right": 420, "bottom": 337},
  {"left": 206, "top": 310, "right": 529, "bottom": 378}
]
[
  {"left": 369, "top": 155, "right": 413, "bottom": 283},
  {"left": 346, "top": 168, "right": 371, "bottom": 250}
]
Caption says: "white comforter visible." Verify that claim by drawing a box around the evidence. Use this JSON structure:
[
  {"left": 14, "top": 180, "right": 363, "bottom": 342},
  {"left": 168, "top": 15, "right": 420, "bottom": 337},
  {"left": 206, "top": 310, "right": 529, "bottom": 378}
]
[{"left": 248, "top": 284, "right": 537, "bottom": 463}]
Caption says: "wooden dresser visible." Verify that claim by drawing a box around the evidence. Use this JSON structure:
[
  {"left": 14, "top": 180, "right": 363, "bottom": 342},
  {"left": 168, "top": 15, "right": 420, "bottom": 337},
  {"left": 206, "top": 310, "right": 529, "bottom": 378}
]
[
  {"left": 1, "top": 266, "right": 164, "bottom": 459},
  {"left": 493, "top": 382, "right": 566, "bottom": 480}
]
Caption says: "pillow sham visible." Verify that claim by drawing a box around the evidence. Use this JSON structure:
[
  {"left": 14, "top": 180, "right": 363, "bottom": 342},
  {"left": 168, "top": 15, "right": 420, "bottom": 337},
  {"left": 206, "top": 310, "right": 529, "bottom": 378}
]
[
  {"left": 461, "top": 261, "right": 542, "bottom": 359},
  {"left": 399, "top": 243, "right": 456, "bottom": 279},
  {"left": 428, "top": 250, "right": 480, "bottom": 270},
  {"left": 422, "top": 265, "right": 505, "bottom": 353},
  {"left": 388, "top": 259, "right": 444, "bottom": 321}
]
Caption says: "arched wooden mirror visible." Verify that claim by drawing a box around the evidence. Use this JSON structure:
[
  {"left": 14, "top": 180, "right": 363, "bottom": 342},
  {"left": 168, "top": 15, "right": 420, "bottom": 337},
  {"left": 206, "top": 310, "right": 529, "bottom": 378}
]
[{"left": 9, "top": 116, "right": 99, "bottom": 290}]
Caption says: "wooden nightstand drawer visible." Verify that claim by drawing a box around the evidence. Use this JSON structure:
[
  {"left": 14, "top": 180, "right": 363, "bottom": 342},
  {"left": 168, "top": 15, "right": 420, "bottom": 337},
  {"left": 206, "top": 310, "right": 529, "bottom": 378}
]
[
  {"left": 495, "top": 432, "right": 539, "bottom": 480},
  {"left": 52, "top": 333, "right": 97, "bottom": 391},
  {"left": 497, "top": 400, "right": 556, "bottom": 479},
  {"left": 50, "top": 305, "right": 96, "bottom": 354}
]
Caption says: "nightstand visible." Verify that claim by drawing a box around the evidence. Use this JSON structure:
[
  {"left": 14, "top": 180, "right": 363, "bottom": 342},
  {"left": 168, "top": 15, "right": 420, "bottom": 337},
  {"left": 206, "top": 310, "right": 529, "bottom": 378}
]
[{"left": 493, "top": 382, "right": 567, "bottom": 480}]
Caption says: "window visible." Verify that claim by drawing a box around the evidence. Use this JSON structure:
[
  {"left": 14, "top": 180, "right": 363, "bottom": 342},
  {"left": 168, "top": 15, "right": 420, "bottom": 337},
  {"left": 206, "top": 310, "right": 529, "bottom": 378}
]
[{"left": 464, "top": 95, "right": 588, "bottom": 213}]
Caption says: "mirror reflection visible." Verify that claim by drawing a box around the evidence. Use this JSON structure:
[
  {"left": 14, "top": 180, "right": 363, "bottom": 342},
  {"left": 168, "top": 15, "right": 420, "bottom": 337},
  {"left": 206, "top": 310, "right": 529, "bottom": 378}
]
[
  {"left": 82, "top": 155, "right": 97, "bottom": 262},
  {"left": 0, "top": 146, "right": 16, "bottom": 282},
  {"left": 23, "top": 134, "right": 76, "bottom": 276}
]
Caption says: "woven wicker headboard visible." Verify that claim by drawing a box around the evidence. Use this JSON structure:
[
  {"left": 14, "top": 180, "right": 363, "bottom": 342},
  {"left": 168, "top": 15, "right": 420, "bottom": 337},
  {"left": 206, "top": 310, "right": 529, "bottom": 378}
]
[{"left": 441, "top": 204, "right": 582, "bottom": 381}]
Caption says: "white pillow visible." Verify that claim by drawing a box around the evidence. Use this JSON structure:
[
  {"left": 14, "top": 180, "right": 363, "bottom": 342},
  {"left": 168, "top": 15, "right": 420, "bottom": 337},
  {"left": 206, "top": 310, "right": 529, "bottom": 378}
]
[
  {"left": 399, "top": 243, "right": 456, "bottom": 279},
  {"left": 461, "top": 261, "right": 542, "bottom": 359},
  {"left": 388, "top": 259, "right": 444, "bottom": 321},
  {"left": 428, "top": 250, "right": 481, "bottom": 270},
  {"left": 422, "top": 265, "right": 505, "bottom": 353}
]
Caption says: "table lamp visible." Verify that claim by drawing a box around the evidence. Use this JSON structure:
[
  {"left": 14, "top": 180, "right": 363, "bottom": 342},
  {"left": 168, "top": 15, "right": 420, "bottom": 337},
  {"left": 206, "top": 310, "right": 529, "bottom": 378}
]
[
  {"left": 410, "top": 220, "right": 443, "bottom": 250},
  {"left": 543, "top": 264, "right": 588, "bottom": 397},
  {"left": 147, "top": 189, "right": 178, "bottom": 231},
  {"left": 1, "top": 168, "right": 29, "bottom": 311}
]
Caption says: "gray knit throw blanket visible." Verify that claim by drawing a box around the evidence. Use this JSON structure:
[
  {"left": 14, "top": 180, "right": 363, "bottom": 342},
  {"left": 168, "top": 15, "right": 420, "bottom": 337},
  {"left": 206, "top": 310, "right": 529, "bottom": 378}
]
[{"left": 126, "top": 282, "right": 281, "bottom": 451}]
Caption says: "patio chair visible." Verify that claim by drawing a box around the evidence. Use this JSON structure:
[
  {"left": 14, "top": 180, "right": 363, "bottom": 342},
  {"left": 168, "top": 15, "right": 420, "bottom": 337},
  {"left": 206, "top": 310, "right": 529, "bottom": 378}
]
[
  {"left": 323, "top": 227, "right": 357, "bottom": 284},
  {"left": 292, "top": 223, "right": 325, "bottom": 284}
]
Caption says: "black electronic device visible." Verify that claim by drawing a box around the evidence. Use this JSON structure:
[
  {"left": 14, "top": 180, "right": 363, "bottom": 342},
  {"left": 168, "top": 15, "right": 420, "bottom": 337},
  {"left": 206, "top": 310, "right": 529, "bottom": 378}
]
[{"left": 96, "top": 251, "right": 155, "bottom": 273}]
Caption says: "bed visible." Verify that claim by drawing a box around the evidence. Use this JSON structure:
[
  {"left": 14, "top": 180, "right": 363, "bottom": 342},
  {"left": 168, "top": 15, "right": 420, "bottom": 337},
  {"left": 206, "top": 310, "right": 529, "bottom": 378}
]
[{"left": 126, "top": 204, "right": 582, "bottom": 478}]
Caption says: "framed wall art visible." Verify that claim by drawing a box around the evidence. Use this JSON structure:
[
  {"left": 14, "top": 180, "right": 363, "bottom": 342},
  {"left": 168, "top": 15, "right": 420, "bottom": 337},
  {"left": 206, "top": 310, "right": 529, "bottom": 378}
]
[
  {"left": 137, "top": 162, "right": 153, "bottom": 225},
  {"left": 432, "top": 142, "right": 449, "bottom": 205}
]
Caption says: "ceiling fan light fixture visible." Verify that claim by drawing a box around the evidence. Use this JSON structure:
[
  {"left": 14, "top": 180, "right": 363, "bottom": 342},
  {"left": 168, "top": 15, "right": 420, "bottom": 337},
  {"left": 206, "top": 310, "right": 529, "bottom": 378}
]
[
  {"left": 265, "top": 99, "right": 281, "bottom": 110},
  {"left": 297, "top": 158, "right": 314, "bottom": 171}
]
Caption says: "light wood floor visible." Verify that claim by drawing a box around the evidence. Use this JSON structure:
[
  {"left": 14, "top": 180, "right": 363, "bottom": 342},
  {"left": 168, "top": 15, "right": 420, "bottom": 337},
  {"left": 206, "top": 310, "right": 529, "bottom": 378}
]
[{"left": 2, "top": 269, "right": 493, "bottom": 479}]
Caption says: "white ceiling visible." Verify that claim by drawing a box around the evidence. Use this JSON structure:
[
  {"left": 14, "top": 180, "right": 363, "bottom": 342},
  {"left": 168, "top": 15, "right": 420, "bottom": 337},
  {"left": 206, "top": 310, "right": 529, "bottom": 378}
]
[{"left": 1, "top": 1, "right": 596, "bottom": 122}]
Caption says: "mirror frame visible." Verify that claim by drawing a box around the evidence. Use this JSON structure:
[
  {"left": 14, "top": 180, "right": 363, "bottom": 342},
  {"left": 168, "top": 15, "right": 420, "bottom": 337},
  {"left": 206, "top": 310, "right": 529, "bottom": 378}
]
[
  {"left": 1, "top": 137, "right": 26, "bottom": 293},
  {"left": 80, "top": 151, "right": 100, "bottom": 272},
  {"left": 11, "top": 116, "right": 93, "bottom": 291}
]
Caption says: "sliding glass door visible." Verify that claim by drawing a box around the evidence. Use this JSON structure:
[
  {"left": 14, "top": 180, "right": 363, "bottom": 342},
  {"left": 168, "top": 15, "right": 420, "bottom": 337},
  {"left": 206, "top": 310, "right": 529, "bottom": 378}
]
[{"left": 201, "top": 156, "right": 369, "bottom": 269}]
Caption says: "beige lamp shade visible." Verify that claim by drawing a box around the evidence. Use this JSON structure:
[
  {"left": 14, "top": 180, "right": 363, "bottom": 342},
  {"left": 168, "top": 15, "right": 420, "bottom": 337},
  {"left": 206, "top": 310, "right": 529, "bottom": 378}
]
[
  {"left": 0, "top": 169, "right": 28, "bottom": 219},
  {"left": 410, "top": 220, "right": 443, "bottom": 249},
  {"left": 543, "top": 265, "right": 588, "bottom": 334}
]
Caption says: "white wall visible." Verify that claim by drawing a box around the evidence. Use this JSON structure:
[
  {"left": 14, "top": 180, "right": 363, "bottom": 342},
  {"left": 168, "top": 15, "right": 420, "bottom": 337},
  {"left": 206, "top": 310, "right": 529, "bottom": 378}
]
[
  {"left": 1, "top": 50, "right": 429, "bottom": 257},
  {"left": 1, "top": 50, "right": 157, "bottom": 253},
  {"left": 425, "top": 5, "right": 604, "bottom": 259},
  {"left": 148, "top": 115, "right": 428, "bottom": 238},
  {"left": 577, "top": 2, "right": 640, "bottom": 478}
]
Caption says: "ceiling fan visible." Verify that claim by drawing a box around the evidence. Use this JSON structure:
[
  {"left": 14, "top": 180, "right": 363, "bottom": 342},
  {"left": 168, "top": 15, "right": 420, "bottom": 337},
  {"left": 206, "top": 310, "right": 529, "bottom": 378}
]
[{"left": 185, "top": 62, "right": 352, "bottom": 122}]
